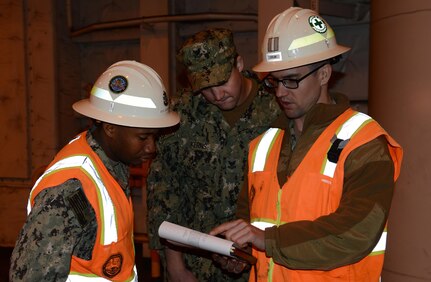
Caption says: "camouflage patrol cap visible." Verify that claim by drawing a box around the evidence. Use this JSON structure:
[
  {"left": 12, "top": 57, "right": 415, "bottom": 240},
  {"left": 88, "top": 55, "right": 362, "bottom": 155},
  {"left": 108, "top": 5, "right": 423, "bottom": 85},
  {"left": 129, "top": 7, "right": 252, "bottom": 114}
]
[{"left": 177, "top": 28, "right": 238, "bottom": 93}]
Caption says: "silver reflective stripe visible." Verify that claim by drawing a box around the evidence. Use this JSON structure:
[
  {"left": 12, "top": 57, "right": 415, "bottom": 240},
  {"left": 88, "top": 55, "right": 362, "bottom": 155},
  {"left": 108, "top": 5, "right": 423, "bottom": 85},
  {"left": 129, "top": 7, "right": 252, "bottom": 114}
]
[
  {"left": 67, "top": 266, "right": 138, "bottom": 281},
  {"left": 322, "top": 112, "right": 372, "bottom": 177},
  {"left": 28, "top": 153, "right": 118, "bottom": 244},
  {"left": 251, "top": 221, "right": 276, "bottom": 230},
  {"left": 371, "top": 231, "right": 387, "bottom": 254},
  {"left": 252, "top": 128, "right": 280, "bottom": 172},
  {"left": 92, "top": 87, "right": 156, "bottom": 108}
]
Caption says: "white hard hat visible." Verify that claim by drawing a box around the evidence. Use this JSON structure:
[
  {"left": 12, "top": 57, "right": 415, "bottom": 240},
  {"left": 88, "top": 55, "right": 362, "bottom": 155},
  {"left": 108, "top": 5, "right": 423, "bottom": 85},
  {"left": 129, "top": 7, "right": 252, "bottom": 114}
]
[
  {"left": 73, "top": 60, "right": 179, "bottom": 128},
  {"left": 254, "top": 7, "right": 351, "bottom": 72}
]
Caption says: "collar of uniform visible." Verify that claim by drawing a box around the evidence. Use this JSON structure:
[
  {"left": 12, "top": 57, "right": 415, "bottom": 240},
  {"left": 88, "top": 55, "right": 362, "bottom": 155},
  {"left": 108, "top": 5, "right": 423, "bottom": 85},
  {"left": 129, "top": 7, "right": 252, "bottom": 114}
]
[
  {"left": 302, "top": 92, "right": 350, "bottom": 134},
  {"left": 86, "top": 128, "right": 130, "bottom": 196}
]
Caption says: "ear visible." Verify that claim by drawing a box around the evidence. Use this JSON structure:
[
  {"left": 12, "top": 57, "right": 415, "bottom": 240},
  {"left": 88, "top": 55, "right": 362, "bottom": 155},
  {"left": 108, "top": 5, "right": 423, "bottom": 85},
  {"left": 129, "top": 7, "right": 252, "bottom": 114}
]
[
  {"left": 235, "top": 55, "right": 244, "bottom": 72},
  {"left": 102, "top": 123, "right": 116, "bottom": 138},
  {"left": 319, "top": 64, "right": 332, "bottom": 86}
]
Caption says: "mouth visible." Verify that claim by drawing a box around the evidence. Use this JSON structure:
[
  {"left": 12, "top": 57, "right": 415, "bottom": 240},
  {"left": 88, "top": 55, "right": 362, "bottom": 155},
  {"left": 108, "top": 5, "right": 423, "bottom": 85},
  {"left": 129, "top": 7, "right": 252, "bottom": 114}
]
[
  {"left": 140, "top": 153, "right": 156, "bottom": 162},
  {"left": 278, "top": 98, "right": 292, "bottom": 108}
]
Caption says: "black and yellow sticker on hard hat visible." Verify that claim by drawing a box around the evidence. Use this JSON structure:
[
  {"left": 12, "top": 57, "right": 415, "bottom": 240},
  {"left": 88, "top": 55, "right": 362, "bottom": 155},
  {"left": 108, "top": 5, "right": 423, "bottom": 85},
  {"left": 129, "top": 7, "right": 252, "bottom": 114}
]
[
  {"left": 109, "top": 75, "right": 128, "bottom": 94},
  {"left": 309, "top": 15, "right": 327, "bottom": 34},
  {"left": 162, "top": 91, "right": 169, "bottom": 106}
]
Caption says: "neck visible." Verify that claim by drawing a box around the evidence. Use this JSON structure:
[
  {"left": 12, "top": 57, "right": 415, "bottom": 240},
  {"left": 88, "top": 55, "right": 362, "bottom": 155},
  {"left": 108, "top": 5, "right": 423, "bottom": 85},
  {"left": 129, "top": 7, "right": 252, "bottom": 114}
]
[
  {"left": 293, "top": 119, "right": 303, "bottom": 137},
  {"left": 91, "top": 125, "right": 115, "bottom": 161}
]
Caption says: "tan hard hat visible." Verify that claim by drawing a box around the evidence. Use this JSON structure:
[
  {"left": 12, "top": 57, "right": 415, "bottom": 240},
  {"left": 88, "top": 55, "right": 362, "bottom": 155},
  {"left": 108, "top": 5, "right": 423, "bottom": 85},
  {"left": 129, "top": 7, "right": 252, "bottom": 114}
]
[
  {"left": 73, "top": 60, "right": 179, "bottom": 128},
  {"left": 253, "top": 7, "right": 351, "bottom": 73}
]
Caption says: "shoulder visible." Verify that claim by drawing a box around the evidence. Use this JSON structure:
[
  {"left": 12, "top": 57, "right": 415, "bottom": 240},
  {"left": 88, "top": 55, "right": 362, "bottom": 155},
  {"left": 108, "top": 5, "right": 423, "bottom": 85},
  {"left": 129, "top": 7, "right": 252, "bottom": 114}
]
[
  {"left": 172, "top": 89, "right": 212, "bottom": 117},
  {"left": 33, "top": 178, "right": 83, "bottom": 204},
  {"left": 349, "top": 135, "right": 392, "bottom": 163}
]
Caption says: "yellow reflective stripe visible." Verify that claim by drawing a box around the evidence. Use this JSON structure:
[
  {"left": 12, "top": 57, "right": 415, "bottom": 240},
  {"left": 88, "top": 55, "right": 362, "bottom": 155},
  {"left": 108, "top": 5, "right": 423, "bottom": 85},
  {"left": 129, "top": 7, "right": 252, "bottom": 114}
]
[
  {"left": 92, "top": 87, "right": 156, "bottom": 109},
  {"left": 289, "top": 29, "right": 335, "bottom": 50},
  {"left": 268, "top": 258, "right": 275, "bottom": 282},
  {"left": 29, "top": 154, "right": 118, "bottom": 245},
  {"left": 251, "top": 128, "right": 281, "bottom": 172}
]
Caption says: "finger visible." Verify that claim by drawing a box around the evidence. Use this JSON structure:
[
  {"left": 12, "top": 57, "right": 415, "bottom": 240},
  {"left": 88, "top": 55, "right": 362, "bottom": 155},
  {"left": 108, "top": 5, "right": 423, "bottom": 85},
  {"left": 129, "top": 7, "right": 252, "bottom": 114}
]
[{"left": 209, "top": 219, "right": 243, "bottom": 236}]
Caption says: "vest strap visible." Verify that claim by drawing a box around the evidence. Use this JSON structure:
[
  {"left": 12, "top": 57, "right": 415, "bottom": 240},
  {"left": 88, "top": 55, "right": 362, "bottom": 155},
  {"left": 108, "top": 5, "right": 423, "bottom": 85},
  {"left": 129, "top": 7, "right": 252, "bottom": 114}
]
[
  {"left": 29, "top": 153, "right": 119, "bottom": 245},
  {"left": 251, "top": 128, "right": 281, "bottom": 172},
  {"left": 322, "top": 112, "right": 372, "bottom": 177}
]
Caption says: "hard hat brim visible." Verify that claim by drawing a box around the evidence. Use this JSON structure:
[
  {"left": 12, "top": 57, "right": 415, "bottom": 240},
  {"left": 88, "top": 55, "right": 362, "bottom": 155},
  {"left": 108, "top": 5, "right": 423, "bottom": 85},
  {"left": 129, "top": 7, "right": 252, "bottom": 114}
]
[
  {"left": 73, "top": 99, "right": 180, "bottom": 128},
  {"left": 253, "top": 45, "right": 351, "bottom": 73}
]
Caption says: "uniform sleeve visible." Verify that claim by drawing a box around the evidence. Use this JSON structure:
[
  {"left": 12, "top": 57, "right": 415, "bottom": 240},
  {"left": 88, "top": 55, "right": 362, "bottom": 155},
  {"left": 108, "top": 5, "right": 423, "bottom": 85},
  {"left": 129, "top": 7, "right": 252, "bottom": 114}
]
[
  {"left": 236, "top": 164, "right": 250, "bottom": 221},
  {"left": 9, "top": 179, "right": 85, "bottom": 281},
  {"left": 146, "top": 137, "right": 185, "bottom": 250},
  {"left": 265, "top": 136, "right": 395, "bottom": 270}
]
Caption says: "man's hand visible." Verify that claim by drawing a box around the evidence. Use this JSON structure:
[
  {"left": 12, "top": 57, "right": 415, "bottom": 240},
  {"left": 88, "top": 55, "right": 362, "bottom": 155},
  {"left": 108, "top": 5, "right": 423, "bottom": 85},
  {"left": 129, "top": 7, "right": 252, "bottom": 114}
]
[
  {"left": 212, "top": 253, "right": 249, "bottom": 274},
  {"left": 165, "top": 248, "right": 198, "bottom": 282},
  {"left": 209, "top": 219, "right": 265, "bottom": 251}
]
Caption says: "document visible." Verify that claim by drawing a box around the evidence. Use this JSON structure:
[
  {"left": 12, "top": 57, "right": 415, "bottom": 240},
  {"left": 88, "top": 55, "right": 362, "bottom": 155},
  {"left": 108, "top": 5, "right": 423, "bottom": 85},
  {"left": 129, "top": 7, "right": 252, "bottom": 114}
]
[{"left": 158, "top": 221, "right": 257, "bottom": 264}]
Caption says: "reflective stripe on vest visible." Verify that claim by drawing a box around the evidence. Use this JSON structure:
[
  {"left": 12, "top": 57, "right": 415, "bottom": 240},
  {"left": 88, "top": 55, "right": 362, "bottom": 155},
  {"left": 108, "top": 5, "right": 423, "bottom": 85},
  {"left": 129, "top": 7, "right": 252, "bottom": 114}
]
[
  {"left": 67, "top": 266, "right": 138, "bottom": 282},
  {"left": 252, "top": 221, "right": 276, "bottom": 230},
  {"left": 28, "top": 151, "right": 118, "bottom": 245},
  {"left": 372, "top": 230, "right": 387, "bottom": 255},
  {"left": 322, "top": 112, "right": 372, "bottom": 178},
  {"left": 251, "top": 128, "right": 282, "bottom": 172}
]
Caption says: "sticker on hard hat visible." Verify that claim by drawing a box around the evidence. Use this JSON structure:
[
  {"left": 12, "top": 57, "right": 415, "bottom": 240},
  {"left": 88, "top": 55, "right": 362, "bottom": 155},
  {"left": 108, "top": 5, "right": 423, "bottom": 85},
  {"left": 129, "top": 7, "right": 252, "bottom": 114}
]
[
  {"left": 162, "top": 91, "right": 169, "bottom": 106},
  {"left": 266, "top": 52, "right": 282, "bottom": 62},
  {"left": 109, "top": 75, "right": 128, "bottom": 94},
  {"left": 309, "top": 16, "right": 327, "bottom": 34}
]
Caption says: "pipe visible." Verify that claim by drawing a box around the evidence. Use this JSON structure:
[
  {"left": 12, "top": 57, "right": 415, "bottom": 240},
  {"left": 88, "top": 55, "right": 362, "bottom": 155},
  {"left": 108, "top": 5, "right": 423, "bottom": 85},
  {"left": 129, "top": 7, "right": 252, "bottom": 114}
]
[{"left": 70, "top": 13, "right": 258, "bottom": 37}]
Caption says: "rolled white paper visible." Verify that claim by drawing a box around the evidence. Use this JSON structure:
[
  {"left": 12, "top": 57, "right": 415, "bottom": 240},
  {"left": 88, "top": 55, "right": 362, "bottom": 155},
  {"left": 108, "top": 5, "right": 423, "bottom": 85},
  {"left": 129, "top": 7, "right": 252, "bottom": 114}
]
[{"left": 158, "top": 221, "right": 234, "bottom": 257}]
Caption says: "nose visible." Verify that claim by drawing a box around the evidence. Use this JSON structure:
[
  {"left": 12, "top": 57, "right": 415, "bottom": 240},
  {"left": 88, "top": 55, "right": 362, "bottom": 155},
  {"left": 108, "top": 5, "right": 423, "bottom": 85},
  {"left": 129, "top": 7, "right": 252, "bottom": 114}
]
[
  {"left": 212, "top": 87, "right": 225, "bottom": 101},
  {"left": 275, "top": 84, "right": 288, "bottom": 98},
  {"left": 144, "top": 135, "right": 156, "bottom": 154}
]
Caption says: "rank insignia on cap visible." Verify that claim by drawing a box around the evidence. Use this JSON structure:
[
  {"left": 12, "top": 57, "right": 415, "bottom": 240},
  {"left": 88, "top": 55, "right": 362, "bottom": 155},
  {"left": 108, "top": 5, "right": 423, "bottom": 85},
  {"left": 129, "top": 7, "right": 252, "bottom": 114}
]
[
  {"left": 309, "top": 15, "right": 327, "bottom": 33},
  {"left": 109, "top": 75, "right": 128, "bottom": 94}
]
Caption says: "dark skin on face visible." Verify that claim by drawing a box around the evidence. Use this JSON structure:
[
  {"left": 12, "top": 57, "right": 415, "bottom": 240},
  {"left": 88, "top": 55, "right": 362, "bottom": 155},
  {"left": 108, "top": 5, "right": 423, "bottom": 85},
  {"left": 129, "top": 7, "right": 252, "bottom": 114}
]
[{"left": 93, "top": 122, "right": 160, "bottom": 166}]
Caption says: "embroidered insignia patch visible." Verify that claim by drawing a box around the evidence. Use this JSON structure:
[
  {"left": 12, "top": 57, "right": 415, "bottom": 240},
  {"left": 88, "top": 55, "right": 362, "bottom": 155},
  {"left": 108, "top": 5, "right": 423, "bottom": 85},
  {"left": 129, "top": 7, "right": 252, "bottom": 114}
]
[
  {"left": 109, "top": 75, "right": 128, "bottom": 94},
  {"left": 102, "top": 253, "right": 123, "bottom": 278}
]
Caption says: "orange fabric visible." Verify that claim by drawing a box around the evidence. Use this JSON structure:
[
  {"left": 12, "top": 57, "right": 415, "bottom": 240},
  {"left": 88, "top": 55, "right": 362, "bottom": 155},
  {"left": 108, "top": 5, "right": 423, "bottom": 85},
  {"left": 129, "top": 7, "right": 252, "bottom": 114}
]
[
  {"left": 30, "top": 132, "right": 136, "bottom": 281},
  {"left": 247, "top": 109, "right": 402, "bottom": 281}
]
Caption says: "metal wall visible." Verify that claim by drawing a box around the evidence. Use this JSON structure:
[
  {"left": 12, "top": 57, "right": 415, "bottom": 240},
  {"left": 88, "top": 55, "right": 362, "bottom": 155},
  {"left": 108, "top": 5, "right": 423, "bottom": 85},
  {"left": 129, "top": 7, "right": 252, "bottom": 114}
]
[{"left": 370, "top": 1, "right": 431, "bottom": 281}]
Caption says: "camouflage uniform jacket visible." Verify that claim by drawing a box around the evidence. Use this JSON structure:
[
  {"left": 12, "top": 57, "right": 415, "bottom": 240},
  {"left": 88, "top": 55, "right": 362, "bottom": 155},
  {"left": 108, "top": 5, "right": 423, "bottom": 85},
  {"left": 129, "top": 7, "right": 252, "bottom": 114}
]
[
  {"left": 9, "top": 129, "right": 130, "bottom": 282},
  {"left": 147, "top": 74, "right": 280, "bottom": 281}
]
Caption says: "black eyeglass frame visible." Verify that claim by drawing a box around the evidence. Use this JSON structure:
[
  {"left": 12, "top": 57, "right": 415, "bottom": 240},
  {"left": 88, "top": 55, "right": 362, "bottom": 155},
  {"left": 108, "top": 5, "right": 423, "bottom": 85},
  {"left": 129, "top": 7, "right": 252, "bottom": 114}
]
[{"left": 263, "top": 63, "right": 326, "bottom": 90}]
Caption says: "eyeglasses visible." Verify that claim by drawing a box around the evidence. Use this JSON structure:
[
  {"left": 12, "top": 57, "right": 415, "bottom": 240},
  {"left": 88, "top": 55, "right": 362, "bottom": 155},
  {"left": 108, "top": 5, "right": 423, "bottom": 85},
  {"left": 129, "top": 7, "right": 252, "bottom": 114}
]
[{"left": 263, "top": 64, "right": 326, "bottom": 89}]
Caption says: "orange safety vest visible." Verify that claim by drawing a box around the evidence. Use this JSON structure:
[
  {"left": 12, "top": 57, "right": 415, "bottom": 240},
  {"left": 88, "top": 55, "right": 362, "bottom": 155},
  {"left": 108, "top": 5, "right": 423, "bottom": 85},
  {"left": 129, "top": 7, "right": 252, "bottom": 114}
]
[
  {"left": 28, "top": 132, "right": 137, "bottom": 282},
  {"left": 247, "top": 109, "right": 402, "bottom": 282}
]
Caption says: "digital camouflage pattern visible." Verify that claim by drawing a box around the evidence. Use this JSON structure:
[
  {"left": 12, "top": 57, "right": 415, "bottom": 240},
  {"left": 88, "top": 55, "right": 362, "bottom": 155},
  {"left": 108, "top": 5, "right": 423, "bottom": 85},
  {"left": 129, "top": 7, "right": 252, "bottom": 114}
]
[
  {"left": 9, "top": 129, "right": 130, "bottom": 281},
  {"left": 177, "top": 28, "right": 237, "bottom": 93},
  {"left": 147, "top": 72, "right": 281, "bottom": 282}
]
